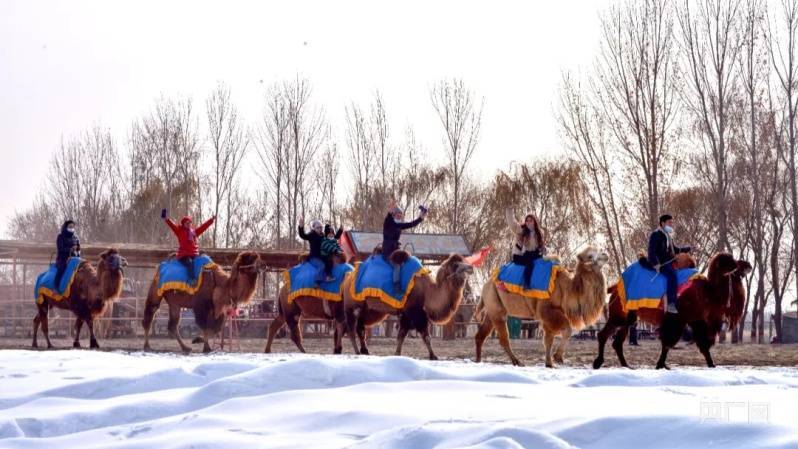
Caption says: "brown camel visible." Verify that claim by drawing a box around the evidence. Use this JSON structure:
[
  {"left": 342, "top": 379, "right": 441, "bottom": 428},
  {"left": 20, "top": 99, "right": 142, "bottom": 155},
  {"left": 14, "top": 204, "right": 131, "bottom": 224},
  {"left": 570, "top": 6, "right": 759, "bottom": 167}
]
[
  {"left": 142, "top": 251, "right": 260, "bottom": 353},
  {"left": 341, "top": 252, "right": 475, "bottom": 360},
  {"left": 264, "top": 254, "right": 356, "bottom": 354},
  {"left": 654, "top": 253, "right": 751, "bottom": 369},
  {"left": 592, "top": 252, "right": 696, "bottom": 369},
  {"left": 32, "top": 249, "right": 127, "bottom": 349},
  {"left": 474, "top": 246, "right": 609, "bottom": 367}
]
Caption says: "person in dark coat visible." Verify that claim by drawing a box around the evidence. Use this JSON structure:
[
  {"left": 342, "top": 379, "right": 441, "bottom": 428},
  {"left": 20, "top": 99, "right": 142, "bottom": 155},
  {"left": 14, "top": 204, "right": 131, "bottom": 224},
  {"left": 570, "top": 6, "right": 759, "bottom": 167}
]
[
  {"left": 54, "top": 220, "right": 81, "bottom": 288},
  {"left": 647, "top": 214, "right": 692, "bottom": 314},
  {"left": 382, "top": 200, "right": 428, "bottom": 293},
  {"left": 298, "top": 219, "right": 326, "bottom": 282}
]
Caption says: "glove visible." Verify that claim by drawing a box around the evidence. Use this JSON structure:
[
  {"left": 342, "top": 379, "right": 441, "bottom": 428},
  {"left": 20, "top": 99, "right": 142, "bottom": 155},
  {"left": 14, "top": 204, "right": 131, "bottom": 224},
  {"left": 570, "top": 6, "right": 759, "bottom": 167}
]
[
  {"left": 418, "top": 205, "right": 429, "bottom": 214},
  {"left": 161, "top": 208, "right": 167, "bottom": 219}
]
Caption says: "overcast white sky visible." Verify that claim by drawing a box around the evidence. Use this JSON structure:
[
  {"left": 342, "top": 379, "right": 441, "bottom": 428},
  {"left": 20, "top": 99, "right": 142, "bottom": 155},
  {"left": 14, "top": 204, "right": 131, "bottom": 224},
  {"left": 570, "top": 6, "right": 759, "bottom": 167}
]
[{"left": 0, "top": 0, "right": 609, "bottom": 234}]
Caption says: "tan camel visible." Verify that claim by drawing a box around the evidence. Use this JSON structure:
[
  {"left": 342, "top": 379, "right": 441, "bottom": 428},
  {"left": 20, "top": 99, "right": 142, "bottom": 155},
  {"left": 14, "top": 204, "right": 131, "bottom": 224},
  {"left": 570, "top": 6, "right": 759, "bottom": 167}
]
[
  {"left": 341, "top": 252, "right": 474, "bottom": 360},
  {"left": 142, "top": 251, "right": 260, "bottom": 353},
  {"left": 33, "top": 249, "right": 127, "bottom": 349},
  {"left": 474, "top": 246, "right": 608, "bottom": 367}
]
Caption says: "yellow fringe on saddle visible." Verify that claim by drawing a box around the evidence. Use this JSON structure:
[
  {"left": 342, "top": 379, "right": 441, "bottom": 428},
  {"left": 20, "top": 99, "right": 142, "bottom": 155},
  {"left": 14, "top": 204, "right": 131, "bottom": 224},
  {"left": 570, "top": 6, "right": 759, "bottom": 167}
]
[
  {"left": 348, "top": 262, "right": 431, "bottom": 309},
  {"left": 284, "top": 270, "right": 345, "bottom": 304},
  {"left": 490, "top": 265, "right": 562, "bottom": 300},
  {"left": 156, "top": 261, "right": 217, "bottom": 297}
]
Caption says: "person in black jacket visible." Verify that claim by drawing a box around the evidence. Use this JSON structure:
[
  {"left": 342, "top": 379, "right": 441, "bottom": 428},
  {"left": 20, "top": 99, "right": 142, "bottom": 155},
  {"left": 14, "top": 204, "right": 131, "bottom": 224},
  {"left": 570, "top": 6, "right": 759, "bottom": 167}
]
[
  {"left": 54, "top": 220, "right": 81, "bottom": 288},
  {"left": 298, "top": 218, "right": 326, "bottom": 283},
  {"left": 647, "top": 214, "right": 692, "bottom": 314},
  {"left": 382, "top": 200, "right": 428, "bottom": 293}
]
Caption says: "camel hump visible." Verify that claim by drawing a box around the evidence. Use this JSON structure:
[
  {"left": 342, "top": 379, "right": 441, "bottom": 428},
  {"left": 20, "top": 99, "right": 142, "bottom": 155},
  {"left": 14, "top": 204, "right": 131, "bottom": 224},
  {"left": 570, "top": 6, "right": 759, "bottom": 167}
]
[{"left": 389, "top": 249, "right": 411, "bottom": 265}]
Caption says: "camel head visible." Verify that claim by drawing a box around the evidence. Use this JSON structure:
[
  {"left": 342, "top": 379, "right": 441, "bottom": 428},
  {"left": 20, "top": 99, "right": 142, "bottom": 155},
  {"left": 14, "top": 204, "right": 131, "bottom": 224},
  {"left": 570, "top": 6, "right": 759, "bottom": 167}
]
[
  {"left": 228, "top": 251, "right": 261, "bottom": 305},
  {"left": 575, "top": 246, "right": 609, "bottom": 271},
  {"left": 435, "top": 253, "right": 475, "bottom": 289},
  {"left": 95, "top": 248, "right": 126, "bottom": 303}
]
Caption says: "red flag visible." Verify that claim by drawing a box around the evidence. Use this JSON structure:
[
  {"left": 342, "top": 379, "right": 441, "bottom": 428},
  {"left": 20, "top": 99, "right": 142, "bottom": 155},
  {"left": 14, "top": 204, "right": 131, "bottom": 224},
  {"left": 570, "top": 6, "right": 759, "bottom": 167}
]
[{"left": 465, "top": 246, "right": 491, "bottom": 267}]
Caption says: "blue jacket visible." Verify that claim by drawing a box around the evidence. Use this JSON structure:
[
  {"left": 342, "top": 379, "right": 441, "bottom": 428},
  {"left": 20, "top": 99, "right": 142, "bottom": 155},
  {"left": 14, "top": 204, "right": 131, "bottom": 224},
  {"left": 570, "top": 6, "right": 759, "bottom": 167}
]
[{"left": 647, "top": 228, "right": 690, "bottom": 267}]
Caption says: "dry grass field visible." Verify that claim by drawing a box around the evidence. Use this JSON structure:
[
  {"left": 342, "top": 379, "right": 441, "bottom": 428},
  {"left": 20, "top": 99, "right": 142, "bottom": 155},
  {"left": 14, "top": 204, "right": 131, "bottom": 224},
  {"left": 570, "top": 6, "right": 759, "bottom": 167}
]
[{"left": 2, "top": 334, "right": 796, "bottom": 368}]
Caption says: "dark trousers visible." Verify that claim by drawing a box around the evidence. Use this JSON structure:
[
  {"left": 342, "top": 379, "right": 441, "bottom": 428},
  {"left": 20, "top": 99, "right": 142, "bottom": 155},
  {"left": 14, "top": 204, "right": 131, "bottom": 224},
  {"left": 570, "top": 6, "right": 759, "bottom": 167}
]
[
  {"left": 323, "top": 256, "right": 335, "bottom": 277},
  {"left": 513, "top": 250, "right": 541, "bottom": 288},
  {"left": 660, "top": 263, "right": 678, "bottom": 309},
  {"left": 53, "top": 257, "right": 68, "bottom": 289},
  {"left": 179, "top": 256, "right": 196, "bottom": 281}
]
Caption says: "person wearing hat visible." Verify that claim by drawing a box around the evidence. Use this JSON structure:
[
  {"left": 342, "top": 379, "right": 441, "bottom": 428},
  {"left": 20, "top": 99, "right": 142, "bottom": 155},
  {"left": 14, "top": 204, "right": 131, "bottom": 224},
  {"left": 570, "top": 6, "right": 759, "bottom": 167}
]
[
  {"left": 647, "top": 214, "right": 692, "bottom": 314},
  {"left": 298, "top": 218, "right": 327, "bottom": 283},
  {"left": 54, "top": 219, "right": 81, "bottom": 288},
  {"left": 320, "top": 223, "right": 345, "bottom": 281},
  {"left": 161, "top": 209, "right": 216, "bottom": 283},
  {"left": 383, "top": 199, "right": 428, "bottom": 293}
]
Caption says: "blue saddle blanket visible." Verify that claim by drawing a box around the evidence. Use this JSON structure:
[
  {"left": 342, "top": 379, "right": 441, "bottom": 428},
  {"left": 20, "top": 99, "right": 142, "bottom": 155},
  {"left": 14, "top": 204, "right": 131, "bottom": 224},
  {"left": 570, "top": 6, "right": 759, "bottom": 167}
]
[
  {"left": 352, "top": 255, "right": 429, "bottom": 308},
  {"left": 618, "top": 261, "right": 700, "bottom": 310},
  {"left": 156, "top": 255, "right": 216, "bottom": 295},
  {"left": 34, "top": 257, "right": 83, "bottom": 303},
  {"left": 285, "top": 261, "right": 354, "bottom": 302},
  {"left": 493, "top": 258, "right": 561, "bottom": 299}
]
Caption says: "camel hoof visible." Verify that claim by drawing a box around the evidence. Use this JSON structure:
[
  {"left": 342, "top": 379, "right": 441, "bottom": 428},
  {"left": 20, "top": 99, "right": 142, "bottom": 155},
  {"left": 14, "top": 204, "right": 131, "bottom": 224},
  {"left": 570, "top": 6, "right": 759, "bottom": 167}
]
[
  {"left": 475, "top": 357, "right": 482, "bottom": 363},
  {"left": 181, "top": 347, "right": 192, "bottom": 355},
  {"left": 360, "top": 348, "right": 370, "bottom": 356},
  {"left": 264, "top": 347, "right": 272, "bottom": 354},
  {"left": 429, "top": 354, "right": 439, "bottom": 361},
  {"left": 554, "top": 355, "right": 564, "bottom": 364},
  {"left": 46, "top": 343, "right": 53, "bottom": 349},
  {"left": 90, "top": 339, "right": 99, "bottom": 349},
  {"left": 707, "top": 363, "right": 716, "bottom": 368},
  {"left": 73, "top": 341, "right": 81, "bottom": 349},
  {"left": 192, "top": 336, "right": 205, "bottom": 344},
  {"left": 202, "top": 344, "right": 212, "bottom": 354},
  {"left": 333, "top": 347, "right": 342, "bottom": 355},
  {"left": 143, "top": 344, "right": 152, "bottom": 352},
  {"left": 592, "top": 358, "right": 604, "bottom": 369},
  {"left": 512, "top": 359, "right": 525, "bottom": 367},
  {"left": 545, "top": 362, "right": 554, "bottom": 368},
  {"left": 31, "top": 341, "right": 38, "bottom": 349},
  {"left": 656, "top": 363, "right": 670, "bottom": 370}
]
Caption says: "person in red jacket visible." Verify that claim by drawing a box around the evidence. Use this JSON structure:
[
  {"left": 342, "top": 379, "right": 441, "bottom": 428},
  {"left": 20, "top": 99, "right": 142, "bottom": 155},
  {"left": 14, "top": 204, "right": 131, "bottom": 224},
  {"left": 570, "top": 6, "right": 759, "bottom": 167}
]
[{"left": 161, "top": 208, "right": 216, "bottom": 282}]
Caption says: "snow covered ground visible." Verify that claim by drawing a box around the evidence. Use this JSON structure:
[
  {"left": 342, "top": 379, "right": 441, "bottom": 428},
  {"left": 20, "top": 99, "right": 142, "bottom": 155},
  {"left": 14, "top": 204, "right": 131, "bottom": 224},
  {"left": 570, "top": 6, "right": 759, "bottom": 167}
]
[{"left": 0, "top": 350, "right": 797, "bottom": 449}]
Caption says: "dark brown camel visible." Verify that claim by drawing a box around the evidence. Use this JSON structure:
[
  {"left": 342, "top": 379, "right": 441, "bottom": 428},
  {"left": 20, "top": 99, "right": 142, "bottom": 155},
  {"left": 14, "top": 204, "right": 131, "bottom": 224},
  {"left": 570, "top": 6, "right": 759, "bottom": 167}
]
[
  {"left": 32, "top": 249, "right": 127, "bottom": 349},
  {"left": 142, "top": 251, "right": 260, "bottom": 353}
]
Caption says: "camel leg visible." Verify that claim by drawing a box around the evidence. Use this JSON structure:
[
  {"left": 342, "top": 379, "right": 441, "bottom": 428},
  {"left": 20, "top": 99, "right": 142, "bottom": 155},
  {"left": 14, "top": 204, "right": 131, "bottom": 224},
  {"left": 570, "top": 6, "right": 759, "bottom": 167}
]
[
  {"left": 264, "top": 315, "right": 285, "bottom": 353},
  {"left": 141, "top": 289, "right": 163, "bottom": 352},
  {"left": 202, "top": 328, "right": 213, "bottom": 354},
  {"left": 593, "top": 320, "right": 619, "bottom": 369},
  {"left": 611, "top": 326, "right": 632, "bottom": 368},
  {"left": 496, "top": 318, "right": 523, "bottom": 366},
  {"left": 420, "top": 322, "right": 438, "bottom": 361},
  {"left": 332, "top": 306, "right": 345, "bottom": 355},
  {"left": 474, "top": 315, "right": 494, "bottom": 363},
  {"left": 32, "top": 306, "right": 44, "bottom": 349},
  {"left": 554, "top": 326, "right": 572, "bottom": 365},
  {"left": 87, "top": 318, "right": 99, "bottom": 349},
  {"left": 73, "top": 318, "right": 84, "bottom": 348},
  {"left": 167, "top": 304, "right": 191, "bottom": 353},
  {"left": 345, "top": 308, "right": 361, "bottom": 355},
  {"left": 40, "top": 307, "right": 53, "bottom": 349},
  {"left": 356, "top": 317, "right": 369, "bottom": 355},
  {"left": 543, "top": 329, "right": 556, "bottom": 368},
  {"left": 691, "top": 321, "right": 716, "bottom": 368},
  {"left": 285, "top": 315, "right": 306, "bottom": 353},
  {"left": 394, "top": 325, "right": 409, "bottom": 356},
  {"left": 656, "top": 314, "right": 685, "bottom": 370}
]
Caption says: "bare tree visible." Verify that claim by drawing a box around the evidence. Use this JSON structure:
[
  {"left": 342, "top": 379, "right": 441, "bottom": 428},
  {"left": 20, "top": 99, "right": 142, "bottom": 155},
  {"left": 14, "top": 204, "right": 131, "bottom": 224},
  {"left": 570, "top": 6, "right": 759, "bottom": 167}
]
[
  {"left": 596, "top": 0, "right": 681, "bottom": 228},
  {"left": 205, "top": 82, "right": 249, "bottom": 247},
  {"left": 430, "top": 78, "right": 484, "bottom": 234},
  {"left": 678, "top": 0, "right": 743, "bottom": 252},
  {"left": 559, "top": 74, "right": 630, "bottom": 274}
]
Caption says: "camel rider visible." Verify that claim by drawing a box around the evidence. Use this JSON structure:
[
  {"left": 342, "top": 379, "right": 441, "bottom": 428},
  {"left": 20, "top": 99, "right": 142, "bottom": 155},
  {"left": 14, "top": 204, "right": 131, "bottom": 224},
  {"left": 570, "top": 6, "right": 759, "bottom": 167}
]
[
  {"left": 161, "top": 209, "right": 216, "bottom": 283},
  {"left": 647, "top": 214, "right": 692, "bottom": 314},
  {"left": 321, "top": 223, "right": 345, "bottom": 281},
  {"left": 54, "top": 220, "right": 81, "bottom": 288},
  {"left": 298, "top": 219, "right": 326, "bottom": 283},
  {"left": 505, "top": 209, "right": 546, "bottom": 289},
  {"left": 383, "top": 200, "right": 428, "bottom": 293}
]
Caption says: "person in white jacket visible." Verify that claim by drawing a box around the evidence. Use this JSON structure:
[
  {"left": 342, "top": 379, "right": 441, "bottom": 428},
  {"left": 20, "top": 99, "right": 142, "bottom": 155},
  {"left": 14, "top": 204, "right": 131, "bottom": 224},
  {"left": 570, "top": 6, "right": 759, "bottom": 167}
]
[{"left": 505, "top": 208, "right": 546, "bottom": 288}]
